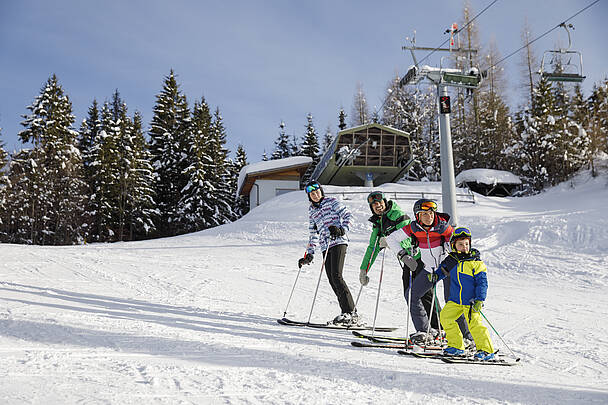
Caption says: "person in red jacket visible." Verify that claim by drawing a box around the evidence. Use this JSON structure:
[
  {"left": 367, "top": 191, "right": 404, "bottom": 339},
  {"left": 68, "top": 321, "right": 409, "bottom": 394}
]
[{"left": 385, "top": 199, "right": 473, "bottom": 345}]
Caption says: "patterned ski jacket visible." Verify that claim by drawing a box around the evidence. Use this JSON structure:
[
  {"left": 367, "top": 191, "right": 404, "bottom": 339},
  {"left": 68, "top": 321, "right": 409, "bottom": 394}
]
[
  {"left": 433, "top": 248, "right": 488, "bottom": 305},
  {"left": 386, "top": 212, "right": 453, "bottom": 273},
  {"left": 306, "top": 196, "right": 352, "bottom": 255},
  {"left": 359, "top": 200, "right": 417, "bottom": 271}
]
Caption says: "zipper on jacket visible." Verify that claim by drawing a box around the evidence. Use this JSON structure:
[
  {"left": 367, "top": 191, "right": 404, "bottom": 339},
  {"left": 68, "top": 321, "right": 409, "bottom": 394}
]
[{"left": 457, "top": 261, "right": 463, "bottom": 305}]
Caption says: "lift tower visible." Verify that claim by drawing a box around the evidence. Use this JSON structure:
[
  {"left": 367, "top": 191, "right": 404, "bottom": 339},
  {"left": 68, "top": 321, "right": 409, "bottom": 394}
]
[{"left": 400, "top": 33, "right": 483, "bottom": 226}]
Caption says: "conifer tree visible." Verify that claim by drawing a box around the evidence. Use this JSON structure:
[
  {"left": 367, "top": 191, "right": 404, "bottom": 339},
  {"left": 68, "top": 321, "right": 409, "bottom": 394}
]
[
  {"left": 512, "top": 77, "right": 556, "bottom": 192},
  {"left": 350, "top": 83, "right": 370, "bottom": 126},
  {"left": 77, "top": 100, "right": 102, "bottom": 241},
  {"left": 321, "top": 125, "right": 333, "bottom": 154},
  {"left": 474, "top": 42, "right": 513, "bottom": 171},
  {"left": 271, "top": 121, "right": 291, "bottom": 159},
  {"left": 3, "top": 149, "right": 41, "bottom": 243},
  {"left": 567, "top": 85, "right": 592, "bottom": 176},
  {"left": 338, "top": 108, "right": 347, "bottom": 130},
  {"left": 15, "top": 74, "right": 87, "bottom": 244},
  {"left": 0, "top": 129, "right": 8, "bottom": 240},
  {"left": 148, "top": 70, "right": 191, "bottom": 236},
  {"left": 204, "top": 107, "right": 235, "bottom": 226},
  {"left": 588, "top": 79, "right": 608, "bottom": 175},
  {"left": 289, "top": 135, "right": 300, "bottom": 156},
  {"left": 300, "top": 113, "right": 320, "bottom": 183},
  {"left": 231, "top": 144, "right": 249, "bottom": 218},
  {"left": 178, "top": 97, "right": 214, "bottom": 232},
  {"left": 126, "top": 111, "right": 157, "bottom": 239}
]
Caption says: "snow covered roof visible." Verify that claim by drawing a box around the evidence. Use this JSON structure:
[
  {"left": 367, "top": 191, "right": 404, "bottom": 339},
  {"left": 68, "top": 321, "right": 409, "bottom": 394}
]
[
  {"left": 456, "top": 168, "right": 522, "bottom": 186},
  {"left": 236, "top": 156, "right": 313, "bottom": 197}
]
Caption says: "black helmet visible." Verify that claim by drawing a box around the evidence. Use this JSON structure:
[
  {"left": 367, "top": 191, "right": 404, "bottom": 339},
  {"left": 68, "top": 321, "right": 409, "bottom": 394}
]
[
  {"left": 304, "top": 180, "right": 324, "bottom": 203},
  {"left": 413, "top": 199, "right": 437, "bottom": 218}
]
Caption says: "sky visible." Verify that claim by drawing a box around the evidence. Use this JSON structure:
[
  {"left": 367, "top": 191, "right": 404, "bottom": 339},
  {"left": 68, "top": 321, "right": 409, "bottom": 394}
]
[{"left": 1, "top": 0, "right": 606, "bottom": 161}]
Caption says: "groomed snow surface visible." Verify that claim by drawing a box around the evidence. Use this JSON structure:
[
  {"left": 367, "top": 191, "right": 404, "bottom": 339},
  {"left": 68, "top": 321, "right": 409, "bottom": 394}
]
[{"left": 1, "top": 168, "right": 607, "bottom": 404}]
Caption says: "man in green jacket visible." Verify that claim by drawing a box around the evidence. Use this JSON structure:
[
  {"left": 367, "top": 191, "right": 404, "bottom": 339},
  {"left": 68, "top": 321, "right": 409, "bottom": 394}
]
[{"left": 359, "top": 191, "right": 439, "bottom": 330}]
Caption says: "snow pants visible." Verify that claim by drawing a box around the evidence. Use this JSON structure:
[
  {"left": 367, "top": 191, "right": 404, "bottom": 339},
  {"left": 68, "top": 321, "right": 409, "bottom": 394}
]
[
  {"left": 440, "top": 301, "right": 495, "bottom": 353},
  {"left": 407, "top": 268, "right": 473, "bottom": 340},
  {"left": 323, "top": 244, "right": 355, "bottom": 314},
  {"left": 402, "top": 260, "right": 439, "bottom": 329}
]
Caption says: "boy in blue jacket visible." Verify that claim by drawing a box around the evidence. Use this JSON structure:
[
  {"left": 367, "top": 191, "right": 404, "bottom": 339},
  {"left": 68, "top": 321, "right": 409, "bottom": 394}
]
[{"left": 429, "top": 226, "right": 496, "bottom": 361}]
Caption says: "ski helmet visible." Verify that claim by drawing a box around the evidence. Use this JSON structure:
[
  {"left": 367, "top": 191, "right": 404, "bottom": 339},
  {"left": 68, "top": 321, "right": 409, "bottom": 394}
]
[
  {"left": 450, "top": 226, "right": 472, "bottom": 252},
  {"left": 304, "top": 180, "right": 324, "bottom": 203},
  {"left": 413, "top": 199, "right": 437, "bottom": 220},
  {"left": 367, "top": 191, "right": 387, "bottom": 214}
]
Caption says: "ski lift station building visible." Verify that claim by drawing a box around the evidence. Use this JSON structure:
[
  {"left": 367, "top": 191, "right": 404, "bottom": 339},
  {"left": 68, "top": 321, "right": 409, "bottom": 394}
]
[{"left": 311, "top": 123, "right": 414, "bottom": 187}]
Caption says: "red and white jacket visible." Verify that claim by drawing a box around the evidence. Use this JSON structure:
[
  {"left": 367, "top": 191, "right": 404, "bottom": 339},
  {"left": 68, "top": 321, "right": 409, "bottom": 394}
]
[{"left": 386, "top": 213, "right": 453, "bottom": 273}]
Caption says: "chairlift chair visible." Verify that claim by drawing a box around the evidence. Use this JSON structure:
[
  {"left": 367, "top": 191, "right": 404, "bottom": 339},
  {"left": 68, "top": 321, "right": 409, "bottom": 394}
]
[{"left": 539, "top": 23, "right": 585, "bottom": 83}]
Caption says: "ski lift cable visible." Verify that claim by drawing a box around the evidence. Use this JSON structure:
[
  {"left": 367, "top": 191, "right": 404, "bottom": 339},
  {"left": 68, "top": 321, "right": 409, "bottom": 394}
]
[
  {"left": 375, "top": 0, "right": 500, "bottom": 118},
  {"left": 488, "top": 0, "right": 600, "bottom": 71}
]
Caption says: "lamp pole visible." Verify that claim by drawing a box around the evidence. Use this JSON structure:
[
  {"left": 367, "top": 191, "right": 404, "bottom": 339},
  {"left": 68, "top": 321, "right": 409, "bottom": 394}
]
[{"left": 438, "top": 84, "right": 458, "bottom": 226}]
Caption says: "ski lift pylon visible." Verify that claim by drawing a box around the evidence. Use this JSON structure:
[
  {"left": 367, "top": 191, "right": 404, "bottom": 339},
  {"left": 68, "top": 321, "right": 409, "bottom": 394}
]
[{"left": 539, "top": 23, "right": 585, "bottom": 83}]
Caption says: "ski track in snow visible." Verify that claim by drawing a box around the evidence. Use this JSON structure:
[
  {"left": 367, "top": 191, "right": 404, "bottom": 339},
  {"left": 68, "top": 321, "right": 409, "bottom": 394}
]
[{"left": 1, "top": 175, "right": 608, "bottom": 404}]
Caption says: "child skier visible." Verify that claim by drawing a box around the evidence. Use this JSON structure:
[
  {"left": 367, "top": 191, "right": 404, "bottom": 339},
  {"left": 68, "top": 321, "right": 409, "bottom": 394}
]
[
  {"left": 429, "top": 226, "right": 496, "bottom": 360},
  {"left": 298, "top": 180, "right": 357, "bottom": 325}
]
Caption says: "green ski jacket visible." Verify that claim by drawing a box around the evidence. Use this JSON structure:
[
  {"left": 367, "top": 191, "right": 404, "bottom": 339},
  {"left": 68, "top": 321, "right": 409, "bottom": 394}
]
[{"left": 359, "top": 200, "right": 419, "bottom": 271}]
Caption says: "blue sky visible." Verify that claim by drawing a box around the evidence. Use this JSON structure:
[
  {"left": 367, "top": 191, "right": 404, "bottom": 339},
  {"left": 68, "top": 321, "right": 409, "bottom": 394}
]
[{"left": 1, "top": 0, "right": 606, "bottom": 161}]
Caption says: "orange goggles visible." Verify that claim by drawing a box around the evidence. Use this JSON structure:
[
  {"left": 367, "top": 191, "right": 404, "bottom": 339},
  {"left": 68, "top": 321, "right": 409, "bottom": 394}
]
[{"left": 418, "top": 201, "right": 437, "bottom": 212}]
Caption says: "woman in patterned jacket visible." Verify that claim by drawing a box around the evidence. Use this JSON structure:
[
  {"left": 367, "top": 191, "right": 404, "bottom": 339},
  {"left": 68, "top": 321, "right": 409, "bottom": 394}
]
[{"left": 298, "top": 181, "right": 357, "bottom": 325}]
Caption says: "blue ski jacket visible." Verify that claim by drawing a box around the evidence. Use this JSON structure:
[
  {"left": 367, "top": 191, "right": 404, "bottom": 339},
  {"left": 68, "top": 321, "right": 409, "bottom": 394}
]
[{"left": 433, "top": 248, "right": 488, "bottom": 305}]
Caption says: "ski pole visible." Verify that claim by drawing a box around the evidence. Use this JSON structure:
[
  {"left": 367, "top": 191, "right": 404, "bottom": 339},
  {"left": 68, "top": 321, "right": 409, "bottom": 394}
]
[
  {"left": 306, "top": 240, "right": 332, "bottom": 324},
  {"left": 432, "top": 281, "right": 444, "bottom": 345},
  {"left": 354, "top": 239, "right": 379, "bottom": 311},
  {"left": 353, "top": 284, "right": 364, "bottom": 310},
  {"left": 404, "top": 263, "right": 413, "bottom": 350},
  {"left": 480, "top": 310, "right": 521, "bottom": 362},
  {"left": 282, "top": 252, "right": 307, "bottom": 318},
  {"left": 424, "top": 274, "right": 439, "bottom": 350},
  {"left": 370, "top": 249, "right": 386, "bottom": 337}
]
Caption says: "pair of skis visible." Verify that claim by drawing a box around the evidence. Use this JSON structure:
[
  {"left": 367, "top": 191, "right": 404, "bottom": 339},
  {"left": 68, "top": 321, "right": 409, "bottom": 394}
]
[
  {"left": 350, "top": 330, "right": 444, "bottom": 350},
  {"left": 277, "top": 317, "right": 397, "bottom": 332},
  {"left": 397, "top": 349, "right": 519, "bottom": 366}
]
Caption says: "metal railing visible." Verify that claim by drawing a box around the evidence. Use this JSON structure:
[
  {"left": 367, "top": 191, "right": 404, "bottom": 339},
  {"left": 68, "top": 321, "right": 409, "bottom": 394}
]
[{"left": 325, "top": 189, "right": 475, "bottom": 204}]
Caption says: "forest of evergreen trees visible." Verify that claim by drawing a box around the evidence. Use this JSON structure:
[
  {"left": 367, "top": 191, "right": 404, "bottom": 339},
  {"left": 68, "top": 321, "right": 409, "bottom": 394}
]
[
  {"left": 0, "top": 71, "right": 249, "bottom": 245},
  {"left": 0, "top": 5, "right": 606, "bottom": 246}
]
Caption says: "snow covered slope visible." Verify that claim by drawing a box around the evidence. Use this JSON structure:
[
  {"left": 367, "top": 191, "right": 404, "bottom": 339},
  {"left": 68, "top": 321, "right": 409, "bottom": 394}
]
[{"left": 1, "top": 171, "right": 607, "bottom": 404}]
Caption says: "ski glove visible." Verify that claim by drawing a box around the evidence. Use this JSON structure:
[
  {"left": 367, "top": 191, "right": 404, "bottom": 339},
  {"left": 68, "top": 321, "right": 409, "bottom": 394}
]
[
  {"left": 398, "top": 249, "right": 417, "bottom": 272},
  {"left": 298, "top": 254, "right": 313, "bottom": 268},
  {"left": 378, "top": 236, "right": 388, "bottom": 248},
  {"left": 471, "top": 300, "right": 483, "bottom": 313},
  {"left": 427, "top": 272, "right": 439, "bottom": 283},
  {"left": 359, "top": 269, "right": 369, "bottom": 286},
  {"left": 328, "top": 225, "right": 345, "bottom": 238}
]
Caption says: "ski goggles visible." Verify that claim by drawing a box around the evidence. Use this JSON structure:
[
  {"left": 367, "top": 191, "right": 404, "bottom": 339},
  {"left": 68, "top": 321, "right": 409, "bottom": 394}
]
[
  {"left": 367, "top": 192, "right": 384, "bottom": 204},
  {"left": 417, "top": 201, "right": 437, "bottom": 212},
  {"left": 305, "top": 183, "right": 321, "bottom": 193},
  {"left": 452, "top": 227, "right": 472, "bottom": 239}
]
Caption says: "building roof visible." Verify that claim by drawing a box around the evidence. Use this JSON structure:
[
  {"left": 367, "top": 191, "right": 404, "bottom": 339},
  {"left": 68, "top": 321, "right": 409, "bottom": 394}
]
[
  {"left": 236, "top": 156, "right": 313, "bottom": 197},
  {"left": 456, "top": 168, "right": 522, "bottom": 186},
  {"left": 337, "top": 122, "right": 410, "bottom": 137}
]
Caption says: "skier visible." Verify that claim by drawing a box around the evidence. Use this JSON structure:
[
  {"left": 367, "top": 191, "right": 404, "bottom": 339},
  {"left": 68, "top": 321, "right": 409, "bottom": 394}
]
[
  {"left": 385, "top": 199, "right": 473, "bottom": 344},
  {"left": 428, "top": 227, "right": 496, "bottom": 360},
  {"left": 298, "top": 181, "right": 358, "bottom": 325},
  {"left": 358, "top": 191, "right": 439, "bottom": 330}
]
